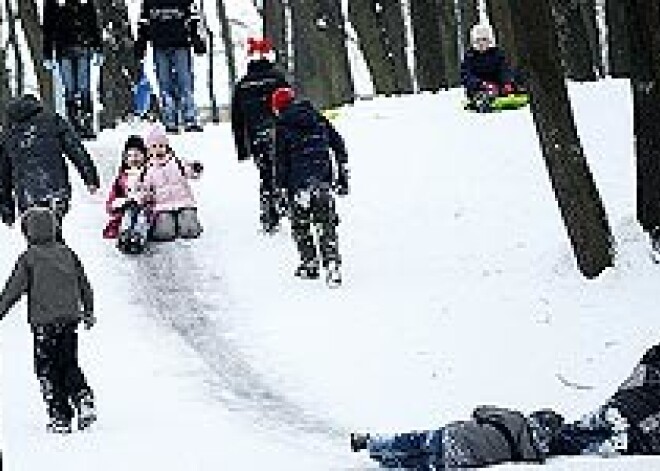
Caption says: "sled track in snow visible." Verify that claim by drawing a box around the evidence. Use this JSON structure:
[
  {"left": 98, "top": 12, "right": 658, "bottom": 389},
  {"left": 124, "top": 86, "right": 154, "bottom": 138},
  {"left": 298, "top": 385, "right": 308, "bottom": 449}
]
[{"left": 126, "top": 241, "right": 347, "bottom": 444}]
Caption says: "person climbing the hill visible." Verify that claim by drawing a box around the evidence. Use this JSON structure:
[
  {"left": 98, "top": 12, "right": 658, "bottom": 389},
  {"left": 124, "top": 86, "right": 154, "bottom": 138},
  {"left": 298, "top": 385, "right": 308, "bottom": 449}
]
[
  {"left": 0, "top": 208, "right": 97, "bottom": 434},
  {"left": 460, "top": 23, "right": 522, "bottom": 113},
  {"left": 140, "top": 125, "right": 203, "bottom": 242},
  {"left": 231, "top": 37, "right": 290, "bottom": 235},
  {"left": 271, "top": 87, "right": 350, "bottom": 287},
  {"left": 103, "top": 135, "right": 152, "bottom": 254},
  {"left": 351, "top": 342, "right": 660, "bottom": 468}
]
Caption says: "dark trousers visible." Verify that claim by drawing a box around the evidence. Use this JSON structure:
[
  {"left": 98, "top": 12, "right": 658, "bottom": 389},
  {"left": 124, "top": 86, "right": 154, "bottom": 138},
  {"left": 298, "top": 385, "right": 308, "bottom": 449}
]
[
  {"left": 252, "top": 129, "right": 280, "bottom": 228},
  {"left": 367, "top": 429, "right": 444, "bottom": 469},
  {"left": 290, "top": 186, "right": 341, "bottom": 267},
  {"left": 32, "top": 322, "right": 92, "bottom": 421}
]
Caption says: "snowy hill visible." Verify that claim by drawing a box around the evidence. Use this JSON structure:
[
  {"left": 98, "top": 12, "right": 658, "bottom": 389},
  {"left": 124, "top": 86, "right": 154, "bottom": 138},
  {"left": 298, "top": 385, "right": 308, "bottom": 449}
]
[{"left": 3, "top": 79, "right": 660, "bottom": 470}]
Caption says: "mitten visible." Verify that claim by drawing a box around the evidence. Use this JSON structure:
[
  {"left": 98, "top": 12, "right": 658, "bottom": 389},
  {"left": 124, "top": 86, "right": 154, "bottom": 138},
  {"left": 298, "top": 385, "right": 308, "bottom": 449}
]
[{"left": 501, "top": 82, "right": 515, "bottom": 95}]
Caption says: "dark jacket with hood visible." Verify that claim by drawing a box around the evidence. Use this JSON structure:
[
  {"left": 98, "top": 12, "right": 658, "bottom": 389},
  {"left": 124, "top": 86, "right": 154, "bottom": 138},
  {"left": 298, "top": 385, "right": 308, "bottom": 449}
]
[
  {"left": 42, "top": 0, "right": 102, "bottom": 61},
  {"left": 460, "top": 46, "right": 513, "bottom": 95},
  {"left": 274, "top": 100, "right": 348, "bottom": 194},
  {"left": 0, "top": 95, "right": 100, "bottom": 222},
  {"left": 231, "top": 59, "right": 290, "bottom": 161},
  {"left": 135, "top": 0, "right": 205, "bottom": 57},
  {"left": 0, "top": 208, "right": 93, "bottom": 326}
]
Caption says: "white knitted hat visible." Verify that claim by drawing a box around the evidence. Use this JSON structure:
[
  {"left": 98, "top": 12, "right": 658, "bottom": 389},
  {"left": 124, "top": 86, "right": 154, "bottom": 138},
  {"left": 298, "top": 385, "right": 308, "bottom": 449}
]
[{"left": 470, "top": 23, "right": 496, "bottom": 47}]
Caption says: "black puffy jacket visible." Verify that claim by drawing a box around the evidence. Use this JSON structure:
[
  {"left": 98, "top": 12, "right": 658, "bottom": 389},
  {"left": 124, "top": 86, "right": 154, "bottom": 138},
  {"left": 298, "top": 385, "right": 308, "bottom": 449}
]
[
  {"left": 0, "top": 96, "right": 100, "bottom": 220},
  {"left": 135, "top": 0, "right": 204, "bottom": 56},
  {"left": 460, "top": 47, "right": 513, "bottom": 95},
  {"left": 230, "top": 59, "right": 290, "bottom": 161},
  {"left": 42, "top": 0, "right": 102, "bottom": 60},
  {"left": 274, "top": 100, "right": 348, "bottom": 193}
]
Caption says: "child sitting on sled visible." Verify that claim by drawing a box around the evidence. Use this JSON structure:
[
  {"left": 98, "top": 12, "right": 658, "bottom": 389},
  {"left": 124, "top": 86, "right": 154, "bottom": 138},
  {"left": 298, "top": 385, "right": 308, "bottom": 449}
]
[
  {"left": 103, "top": 135, "right": 152, "bottom": 254},
  {"left": 140, "top": 125, "right": 203, "bottom": 242},
  {"left": 460, "top": 23, "right": 525, "bottom": 112}
]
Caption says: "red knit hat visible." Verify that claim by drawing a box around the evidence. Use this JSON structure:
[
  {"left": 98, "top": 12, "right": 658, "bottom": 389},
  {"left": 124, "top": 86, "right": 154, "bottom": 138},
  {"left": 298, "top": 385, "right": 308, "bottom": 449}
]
[
  {"left": 270, "top": 87, "right": 295, "bottom": 113},
  {"left": 247, "top": 37, "right": 273, "bottom": 56}
]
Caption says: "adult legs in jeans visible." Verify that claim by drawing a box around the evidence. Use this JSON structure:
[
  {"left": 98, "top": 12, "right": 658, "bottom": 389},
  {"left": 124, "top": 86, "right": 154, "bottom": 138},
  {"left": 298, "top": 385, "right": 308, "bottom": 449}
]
[
  {"left": 153, "top": 48, "right": 199, "bottom": 129},
  {"left": 58, "top": 48, "right": 93, "bottom": 135},
  {"left": 171, "top": 48, "right": 199, "bottom": 127}
]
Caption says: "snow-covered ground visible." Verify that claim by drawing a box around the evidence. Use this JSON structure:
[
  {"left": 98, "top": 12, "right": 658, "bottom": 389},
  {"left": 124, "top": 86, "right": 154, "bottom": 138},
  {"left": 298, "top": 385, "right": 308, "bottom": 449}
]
[{"left": 3, "top": 79, "right": 660, "bottom": 470}]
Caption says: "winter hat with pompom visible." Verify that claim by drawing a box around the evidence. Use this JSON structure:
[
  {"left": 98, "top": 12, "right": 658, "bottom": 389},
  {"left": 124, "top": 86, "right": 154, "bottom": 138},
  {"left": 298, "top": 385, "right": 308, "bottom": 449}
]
[
  {"left": 247, "top": 37, "right": 273, "bottom": 57},
  {"left": 145, "top": 125, "right": 169, "bottom": 148},
  {"left": 470, "top": 23, "right": 496, "bottom": 47}
]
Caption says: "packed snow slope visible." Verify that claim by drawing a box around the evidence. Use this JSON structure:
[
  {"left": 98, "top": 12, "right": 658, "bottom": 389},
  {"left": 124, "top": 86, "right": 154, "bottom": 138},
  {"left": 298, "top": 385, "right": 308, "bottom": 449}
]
[{"left": 3, "top": 79, "right": 660, "bottom": 470}]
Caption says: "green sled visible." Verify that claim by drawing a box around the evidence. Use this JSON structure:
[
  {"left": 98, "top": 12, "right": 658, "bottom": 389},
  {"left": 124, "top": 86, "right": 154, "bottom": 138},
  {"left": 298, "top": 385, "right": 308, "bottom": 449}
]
[{"left": 463, "top": 93, "right": 530, "bottom": 112}]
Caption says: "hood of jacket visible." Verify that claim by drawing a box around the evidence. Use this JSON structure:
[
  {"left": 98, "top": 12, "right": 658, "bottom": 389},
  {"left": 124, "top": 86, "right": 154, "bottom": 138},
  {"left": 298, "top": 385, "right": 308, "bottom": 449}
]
[
  {"left": 21, "top": 208, "right": 57, "bottom": 245},
  {"left": 278, "top": 100, "right": 321, "bottom": 131},
  {"left": 6, "top": 95, "right": 44, "bottom": 124}
]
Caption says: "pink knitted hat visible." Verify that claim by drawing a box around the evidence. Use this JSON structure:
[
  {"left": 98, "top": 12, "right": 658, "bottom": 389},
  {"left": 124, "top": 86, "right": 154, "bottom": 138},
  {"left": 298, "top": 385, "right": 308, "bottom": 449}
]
[{"left": 145, "top": 125, "right": 169, "bottom": 147}]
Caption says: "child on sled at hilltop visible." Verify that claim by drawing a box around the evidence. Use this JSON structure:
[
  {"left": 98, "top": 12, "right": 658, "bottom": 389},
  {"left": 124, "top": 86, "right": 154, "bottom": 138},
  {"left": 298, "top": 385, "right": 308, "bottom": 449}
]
[{"left": 140, "top": 125, "right": 204, "bottom": 242}]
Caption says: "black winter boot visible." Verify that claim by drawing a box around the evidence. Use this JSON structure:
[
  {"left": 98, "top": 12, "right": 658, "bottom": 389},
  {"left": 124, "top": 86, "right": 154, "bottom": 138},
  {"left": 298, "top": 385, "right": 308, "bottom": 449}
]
[
  {"left": 351, "top": 433, "right": 370, "bottom": 452},
  {"left": 294, "top": 259, "right": 320, "bottom": 279}
]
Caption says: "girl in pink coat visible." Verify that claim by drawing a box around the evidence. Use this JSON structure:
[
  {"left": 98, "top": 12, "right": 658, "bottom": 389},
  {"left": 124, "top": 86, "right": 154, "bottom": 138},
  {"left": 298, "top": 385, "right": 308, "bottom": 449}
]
[{"left": 141, "top": 125, "right": 203, "bottom": 241}]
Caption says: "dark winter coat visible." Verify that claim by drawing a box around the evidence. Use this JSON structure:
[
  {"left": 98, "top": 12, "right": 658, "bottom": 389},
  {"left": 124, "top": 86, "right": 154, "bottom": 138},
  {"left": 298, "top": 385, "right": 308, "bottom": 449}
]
[
  {"left": 42, "top": 0, "right": 102, "bottom": 60},
  {"left": 606, "top": 344, "right": 660, "bottom": 454},
  {"left": 460, "top": 47, "right": 513, "bottom": 95},
  {"left": 0, "top": 96, "right": 100, "bottom": 221},
  {"left": 135, "top": 0, "right": 205, "bottom": 57},
  {"left": 230, "top": 59, "right": 290, "bottom": 161},
  {"left": 433, "top": 406, "right": 545, "bottom": 468},
  {"left": 0, "top": 209, "right": 93, "bottom": 326},
  {"left": 274, "top": 100, "right": 348, "bottom": 194}
]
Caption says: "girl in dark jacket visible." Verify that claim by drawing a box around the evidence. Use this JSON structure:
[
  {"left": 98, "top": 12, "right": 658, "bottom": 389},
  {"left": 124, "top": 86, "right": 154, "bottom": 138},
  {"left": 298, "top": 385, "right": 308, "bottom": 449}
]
[
  {"left": 271, "top": 87, "right": 349, "bottom": 287},
  {"left": 42, "top": 0, "right": 102, "bottom": 138}
]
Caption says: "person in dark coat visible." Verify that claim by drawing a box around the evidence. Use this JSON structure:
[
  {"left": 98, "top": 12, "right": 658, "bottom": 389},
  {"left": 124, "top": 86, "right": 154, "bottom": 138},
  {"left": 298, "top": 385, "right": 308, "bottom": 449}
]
[
  {"left": 0, "top": 95, "right": 100, "bottom": 231},
  {"left": 0, "top": 208, "right": 97, "bottom": 433},
  {"left": 352, "top": 343, "right": 660, "bottom": 468},
  {"left": 271, "top": 87, "right": 349, "bottom": 286},
  {"left": 135, "top": 0, "right": 206, "bottom": 133},
  {"left": 42, "top": 0, "right": 102, "bottom": 139},
  {"left": 230, "top": 37, "right": 290, "bottom": 234},
  {"left": 460, "top": 24, "right": 518, "bottom": 112}
]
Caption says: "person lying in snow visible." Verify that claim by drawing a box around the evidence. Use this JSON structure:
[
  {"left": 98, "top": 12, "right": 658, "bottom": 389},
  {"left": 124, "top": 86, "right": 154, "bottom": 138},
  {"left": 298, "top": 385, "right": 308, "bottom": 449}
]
[
  {"left": 140, "top": 125, "right": 203, "bottom": 242},
  {"left": 460, "top": 23, "right": 523, "bottom": 113},
  {"left": 352, "top": 343, "right": 660, "bottom": 468},
  {"left": 103, "top": 135, "right": 152, "bottom": 254}
]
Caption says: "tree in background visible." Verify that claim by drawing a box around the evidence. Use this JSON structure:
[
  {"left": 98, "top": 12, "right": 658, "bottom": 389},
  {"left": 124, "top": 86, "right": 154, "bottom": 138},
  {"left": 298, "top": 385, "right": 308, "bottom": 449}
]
[
  {"left": 606, "top": 0, "right": 630, "bottom": 78},
  {"left": 508, "top": 0, "right": 615, "bottom": 278},
  {"left": 215, "top": 0, "right": 237, "bottom": 90},
  {"left": 485, "top": 0, "right": 520, "bottom": 69},
  {"left": 439, "top": 0, "right": 460, "bottom": 88},
  {"left": 628, "top": 1, "right": 660, "bottom": 239},
  {"left": 550, "top": 0, "right": 598, "bottom": 81},
  {"left": 410, "top": 0, "right": 445, "bottom": 91},
  {"left": 459, "top": 0, "right": 478, "bottom": 58},
  {"left": 263, "top": 0, "right": 289, "bottom": 73},
  {"left": 348, "top": 0, "right": 413, "bottom": 95}
]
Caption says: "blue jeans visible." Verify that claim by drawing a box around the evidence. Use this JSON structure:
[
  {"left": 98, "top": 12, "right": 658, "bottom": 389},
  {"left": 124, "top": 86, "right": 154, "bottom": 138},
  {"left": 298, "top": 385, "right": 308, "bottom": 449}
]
[
  {"left": 368, "top": 430, "right": 443, "bottom": 469},
  {"left": 58, "top": 48, "right": 93, "bottom": 102},
  {"left": 152, "top": 48, "right": 199, "bottom": 127}
]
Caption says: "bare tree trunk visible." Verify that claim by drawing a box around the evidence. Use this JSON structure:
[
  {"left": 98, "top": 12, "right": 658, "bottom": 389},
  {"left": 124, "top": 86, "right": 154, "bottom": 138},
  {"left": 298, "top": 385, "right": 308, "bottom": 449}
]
[
  {"left": 348, "top": 0, "right": 413, "bottom": 95},
  {"left": 6, "top": 0, "right": 24, "bottom": 95},
  {"left": 508, "top": 0, "right": 614, "bottom": 278},
  {"left": 459, "top": 0, "right": 478, "bottom": 57},
  {"left": 628, "top": 1, "right": 660, "bottom": 234},
  {"left": 439, "top": 0, "right": 460, "bottom": 88},
  {"left": 264, "top": 0, "right": 289, "bottom": 72},
  {"left": 91, "top": 0, "right": 138, "bottom": 129},
  {"left": 290, "top": 0, "right": 354, "bottom": 108},
  {"left": 15, "top": 0, "right": 53, "bottom": 109},
  {"left": 606, "top": 0, "right": 630, "bottom": 78},
  {"left": 551, "top": 0, "right": 598, "bottom": 81},
  {"left": 0, "top": 2, "right": 11, "bottom": 126},
  {"left": 580, "top": 0, "right": 603, "bottom": 77},
  {"left": 485, "top": 0, "right": 520, "bottom": 69},
  {"left": 216, "top": 0, "right": 237, "bottom": 90},
  {"left": 410, "top": 0, "right": 445, "bottom": 91}
]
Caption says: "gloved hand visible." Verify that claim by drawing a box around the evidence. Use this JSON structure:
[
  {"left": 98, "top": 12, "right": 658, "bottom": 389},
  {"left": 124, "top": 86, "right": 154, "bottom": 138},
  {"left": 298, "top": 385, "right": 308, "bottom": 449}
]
[
  {"left": 1, "top": 209, "right": 15, "bottom": 227},
  {"left": 192, "top": 36, "right": 208, "bottom": 55},
  {"left": 335, "top": 165, "right": 350, "bottom": 196},
  {"left": 481, "top": 81, "right": 500, "bottom": 96},
  {"left": 43, "top": 59, "right": 57, "bottom": 71},
  {"left": 82, "top": 312, "right": 96, "bottom": 330},
  {"left": 501, "top": 82, "right": 515, "bottom": 96}
]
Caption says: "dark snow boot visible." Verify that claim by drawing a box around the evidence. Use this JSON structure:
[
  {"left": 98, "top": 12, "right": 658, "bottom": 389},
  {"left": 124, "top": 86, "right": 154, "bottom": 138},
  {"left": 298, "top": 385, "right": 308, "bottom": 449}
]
[
  {"left": 351, "top": 433, "right": 370, "bottom": 452},
  {"left": 294, "top": 260, "right": 320, "bottom": 280},
  {"left": 325, "top": 260, "right": 342, "bottom": 288},
  {"left": 47, "top": 416, "right": 73, "bottom": 434},
  {"left": 650, "top": 228, "right": 660, "bottom": 263},
  {"left": 75, "top": 392, "right": 97, "bottom": 431},
  {"left": 117, "top": 230, "right": 146, "bottom": 255}
]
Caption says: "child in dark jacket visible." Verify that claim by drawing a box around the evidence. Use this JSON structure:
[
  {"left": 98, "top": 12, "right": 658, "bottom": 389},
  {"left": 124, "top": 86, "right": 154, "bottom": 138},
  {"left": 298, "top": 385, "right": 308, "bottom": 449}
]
[
  {"left": 351, "top": 343, "right": 660, "bottom": 468},
  {"left": 0, "top": 208, "right": 97, "bottom": 433},
  {"left": 271, "top": 87, "right": 350, "bottom": 287},
  {"left": 103, "top": 135, "right": 152, "bottom": 254},
  {"left": 460, "top": 24, "right": 519, "bottom": 112}
]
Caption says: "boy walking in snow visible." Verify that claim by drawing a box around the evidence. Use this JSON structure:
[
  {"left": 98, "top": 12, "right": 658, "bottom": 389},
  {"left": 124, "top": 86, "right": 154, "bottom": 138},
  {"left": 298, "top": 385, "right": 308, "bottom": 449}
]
[
  {"left": 0, "top": 208, "right": 97, "bottom": 433},
  {"left": 271, "top": 87, "right": 350, "bottom": 286}
]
